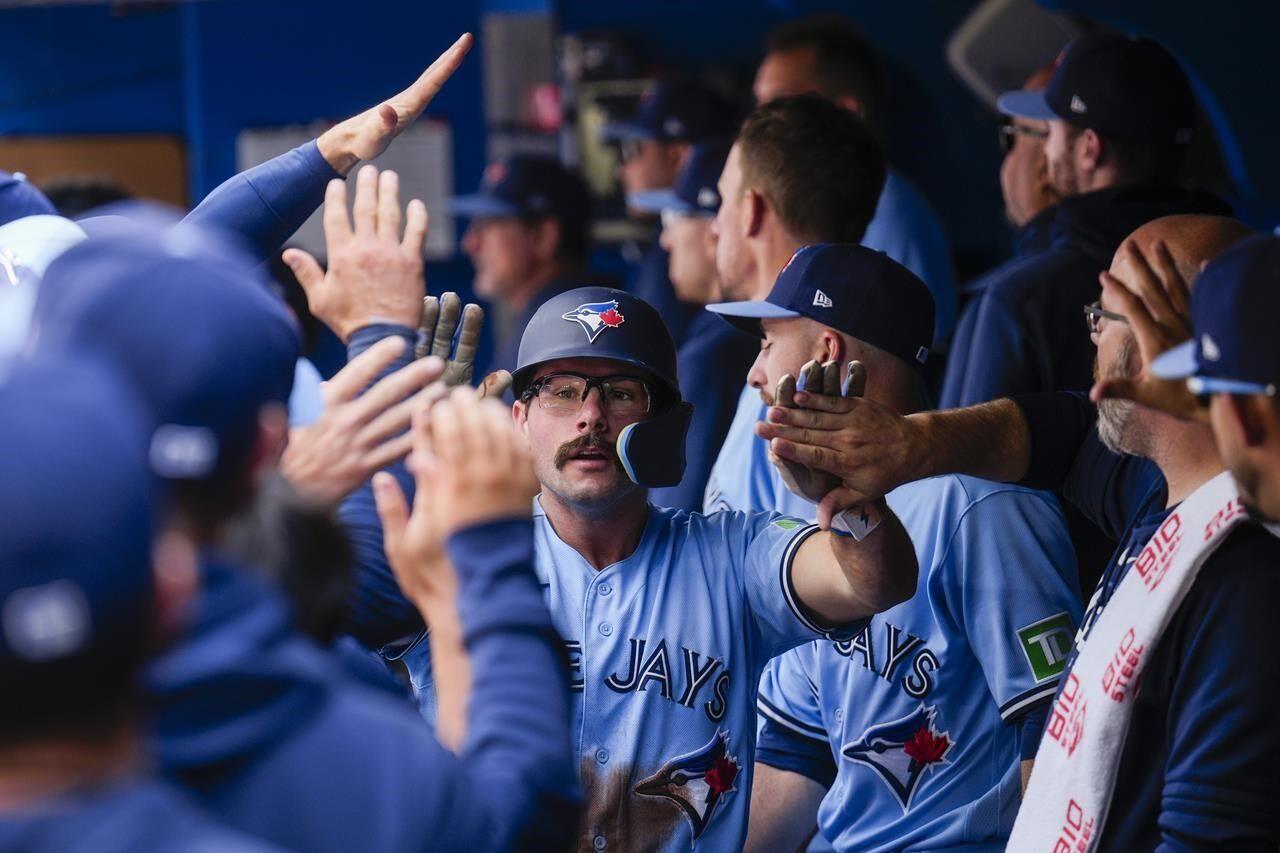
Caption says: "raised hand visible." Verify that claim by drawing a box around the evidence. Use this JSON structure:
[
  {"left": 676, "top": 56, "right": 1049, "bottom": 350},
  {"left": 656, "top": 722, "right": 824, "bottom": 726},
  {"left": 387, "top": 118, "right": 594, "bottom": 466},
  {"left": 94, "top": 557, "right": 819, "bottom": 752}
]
[
  {"left": 317, "top": 34, "right": 474, "bottom": 175},
  {"left": 284, "top": 166, "right": 427, "bottom": 342},
  {"left": 1090, "top": 238, "right": 1204, "bottom": 421},
  {"left": 281, "top": 337, "right": 445, "bottom": 506},
  {"left": 756, "top": 360, "right": 924, "bottom": 502},
  {"left": 417, "top": 292, "right": 485, "bottom": 388}
]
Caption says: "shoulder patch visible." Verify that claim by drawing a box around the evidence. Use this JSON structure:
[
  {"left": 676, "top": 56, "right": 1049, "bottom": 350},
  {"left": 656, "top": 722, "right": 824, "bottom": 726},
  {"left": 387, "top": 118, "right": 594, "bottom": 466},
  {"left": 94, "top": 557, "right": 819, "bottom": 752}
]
[
  {"left": 1017, "top": 612, "right": 1074, "bottom": 682},
  {"left": 772, "top": 518, "right": 804, "bottom": 531}
]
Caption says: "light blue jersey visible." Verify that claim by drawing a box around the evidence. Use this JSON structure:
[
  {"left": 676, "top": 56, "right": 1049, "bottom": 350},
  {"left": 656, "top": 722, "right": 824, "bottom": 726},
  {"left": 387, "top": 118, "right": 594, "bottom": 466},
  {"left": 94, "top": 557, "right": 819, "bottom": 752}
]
[
  {"left": 703, "top": 384, "right": 774, "bottom": 516},
  {"left": 532, "top": 498, "right": 858, "bottom": 852},
  {"left": 758, "top": 476, "right": 1081, "bottom": 851}
]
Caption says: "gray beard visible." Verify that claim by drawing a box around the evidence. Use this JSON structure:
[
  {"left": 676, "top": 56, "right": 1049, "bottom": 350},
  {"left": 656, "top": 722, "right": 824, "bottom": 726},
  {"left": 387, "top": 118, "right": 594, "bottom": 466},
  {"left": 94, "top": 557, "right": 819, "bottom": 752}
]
[{"left": 1097, "top": 398, "right": 1136, "bottom": 455}]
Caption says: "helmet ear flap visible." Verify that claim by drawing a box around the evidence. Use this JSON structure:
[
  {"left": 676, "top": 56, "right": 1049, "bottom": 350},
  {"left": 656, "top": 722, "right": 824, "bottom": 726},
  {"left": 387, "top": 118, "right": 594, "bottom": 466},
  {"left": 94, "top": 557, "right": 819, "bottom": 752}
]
[{"left": 616, "top": 402, "right": 694, "bottom": 487}]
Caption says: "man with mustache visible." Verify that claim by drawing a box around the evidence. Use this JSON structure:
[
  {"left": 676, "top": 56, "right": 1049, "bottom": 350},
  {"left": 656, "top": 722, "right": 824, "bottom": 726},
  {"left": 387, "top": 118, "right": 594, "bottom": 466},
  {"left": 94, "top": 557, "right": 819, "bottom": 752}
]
[
  {"left": 755, "top": 215, "right": 1280, "bottom": 848},
  {"left": 371, "top": 282, "right": 919, "bottom": 851}
]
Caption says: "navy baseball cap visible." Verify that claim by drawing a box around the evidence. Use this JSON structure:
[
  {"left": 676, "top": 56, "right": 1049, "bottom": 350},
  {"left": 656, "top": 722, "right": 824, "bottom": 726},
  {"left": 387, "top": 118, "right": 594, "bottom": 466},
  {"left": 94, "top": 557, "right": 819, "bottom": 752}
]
[
  {"left": 1152, "top": 233, "right": 1279, "bottom": 397},
  {"left": 998, "top": 33, "right": 1195, "bottom": 147},
  {"left": 0, "top": 356, "right": 156, "bottom": 693},
  {"left": 602, "top": 79, "right": 739, "bottom": 144},
  {"left": 707, "top": 243, "right": 935, "bottom": 371},
  {"left": 30, "top": 222, "right": 300, "bottom": 482},
  {"left": 0, "top": 170, "right": 56, "bottom": 227},
  {"left": 448, "top": 155, "right": 592, "bottom": 228},
  {"left": 628, "top": 138, "right": 732, "bottom": 216}
]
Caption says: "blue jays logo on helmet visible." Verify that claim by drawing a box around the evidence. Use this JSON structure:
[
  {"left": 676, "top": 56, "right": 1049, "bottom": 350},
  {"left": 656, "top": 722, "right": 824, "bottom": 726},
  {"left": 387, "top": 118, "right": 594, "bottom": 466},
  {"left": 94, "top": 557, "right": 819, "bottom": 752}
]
[
  {"left": 561, "top": 299, "right": 626, "bottom": 343},
  {"left": 841, "top": 705, "right": 954, "bottom": 811},
  {"left": 634, "top": 729, "right": 740, "bottom": 842}
]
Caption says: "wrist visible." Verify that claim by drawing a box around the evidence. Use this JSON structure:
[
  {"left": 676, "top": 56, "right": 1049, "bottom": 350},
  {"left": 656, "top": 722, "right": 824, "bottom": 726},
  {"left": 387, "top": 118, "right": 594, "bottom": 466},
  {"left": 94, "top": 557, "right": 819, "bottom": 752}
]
[
  {"left": 316, "top": 126, "right": 360, "bottom": 177},
  {"left": 904, "top": 412, "right": 939, "bottom": 481}
]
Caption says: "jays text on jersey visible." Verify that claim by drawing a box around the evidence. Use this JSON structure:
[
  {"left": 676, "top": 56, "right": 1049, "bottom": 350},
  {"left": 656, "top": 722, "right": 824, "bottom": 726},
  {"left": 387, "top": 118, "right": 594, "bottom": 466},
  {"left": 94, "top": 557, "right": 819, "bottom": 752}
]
[{"left": 531, "top": 499, "right": 857, "bottom": 852}]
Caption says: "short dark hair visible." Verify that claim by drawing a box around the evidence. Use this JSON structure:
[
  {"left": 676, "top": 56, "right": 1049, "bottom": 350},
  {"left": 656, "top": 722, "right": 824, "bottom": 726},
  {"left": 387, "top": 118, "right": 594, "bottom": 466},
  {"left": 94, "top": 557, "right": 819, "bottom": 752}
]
[
  {"left": 1065, "top": 124, "right": 1187, "bottom": 185},
  {"left": 522, "top": 214, "right": 590, "bottom": 267},
  {"left": 765, "top": 14, "right": 884, "bottom": 129},
  {"left": 736, "top": 94, "right": 886, "bottom": 244}
]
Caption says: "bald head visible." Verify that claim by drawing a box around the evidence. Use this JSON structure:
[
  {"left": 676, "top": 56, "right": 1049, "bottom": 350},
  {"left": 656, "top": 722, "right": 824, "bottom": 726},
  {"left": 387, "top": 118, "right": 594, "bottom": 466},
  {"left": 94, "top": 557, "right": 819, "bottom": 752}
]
[{"left": 1113, "top": 214, "right": 1255, "bottom": 284}]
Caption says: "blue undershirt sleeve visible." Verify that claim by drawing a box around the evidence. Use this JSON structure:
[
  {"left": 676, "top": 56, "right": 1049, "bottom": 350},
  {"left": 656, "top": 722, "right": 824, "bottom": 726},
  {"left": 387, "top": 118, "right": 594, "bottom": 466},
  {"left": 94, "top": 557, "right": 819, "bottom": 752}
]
[
  {"left": 756, "top": 717, "right": 837, "bottom": 789},
  {"left": 184, "top": 140, "right": 339, "bottom": 264}
]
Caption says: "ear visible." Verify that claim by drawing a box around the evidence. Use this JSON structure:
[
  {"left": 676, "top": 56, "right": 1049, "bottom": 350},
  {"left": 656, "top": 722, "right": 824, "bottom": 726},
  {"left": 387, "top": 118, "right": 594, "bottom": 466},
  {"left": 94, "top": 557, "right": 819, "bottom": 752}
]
[
  {"left": 512, "top": 398, "right": 531, "bottom": 438},
  {"left": 816, "top": 328, "right": 845, "bottom": 364},
  {"left": 1078, "top": 127, "right": 1104, "bottom": 173},
  {"left": 743, "top": 188, "right": 767, "bottom": 239},
  {"left": 253, "top": 402, "right": 290, "bottom": 482},
  {"left": 529, "top": 217, "right": 562, "bottom": 265},
  {"left": 1229, "top": 394, "right": 1270, "bottom": 448},
  {"left": 151, "top": 529, "right": 200, "bottom": 642}
]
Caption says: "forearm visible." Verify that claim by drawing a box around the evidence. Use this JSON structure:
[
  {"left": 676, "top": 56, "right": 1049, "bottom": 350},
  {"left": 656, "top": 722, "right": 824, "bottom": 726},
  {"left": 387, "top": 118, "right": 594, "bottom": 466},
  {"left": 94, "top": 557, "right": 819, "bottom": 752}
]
[
  {"left": 908, "top": 398, "right": 1031, "bottom": 484},
  {"left": 414, "top": 593, "right": 469, "bottom": 752},
  {"left": 185, "top": 140, "right": 339, "bottom": 264},
  {"left": 828, "top": 504, "right": 918, "bottom": 617},
  {"left": 745, "top": 764, "right": 825, "bottom": 853},
  {"left": 447, "top": 519, "right": 579, "bottom": 850}
]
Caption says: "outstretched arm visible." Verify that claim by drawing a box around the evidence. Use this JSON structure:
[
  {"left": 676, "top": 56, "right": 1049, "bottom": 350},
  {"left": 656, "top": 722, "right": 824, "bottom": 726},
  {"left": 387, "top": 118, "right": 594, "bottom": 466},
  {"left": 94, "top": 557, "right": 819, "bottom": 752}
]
[{"left": 184, "top": 34, "right": 473, "bottom": 262}]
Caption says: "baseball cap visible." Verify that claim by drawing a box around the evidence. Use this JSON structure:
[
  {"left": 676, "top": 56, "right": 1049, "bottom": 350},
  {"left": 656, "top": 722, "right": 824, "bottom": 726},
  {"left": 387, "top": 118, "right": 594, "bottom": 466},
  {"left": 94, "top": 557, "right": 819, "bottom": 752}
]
[
  {"left": 627, "top": 138, "right": 732, "bottom": 217},
  {"left": 998, "top": 33, "right": 1195, "bottom": 147},
  {"left": 707, "top": 243, "right": 935, "bottom": 371},
  {"left": 0, "top": 170, "right": 56, "bottom": 227},
  {"left": 0, "top": 355, "right": 156, "bottom": 694},
  {"left": 30, "top": 222, "right": 300, "bottom": 481},
  {"left": 601, "top": 79, "right": 739, "bottom": 144},
  {"left": 1152, "top": 233, "right": 1279, "bottom": 397},
  {"left": 448, "top": 155, "right": 592, "bottom": 229},
  {"left": 0, "top": 215, "right": 88, "bottom": 360}
]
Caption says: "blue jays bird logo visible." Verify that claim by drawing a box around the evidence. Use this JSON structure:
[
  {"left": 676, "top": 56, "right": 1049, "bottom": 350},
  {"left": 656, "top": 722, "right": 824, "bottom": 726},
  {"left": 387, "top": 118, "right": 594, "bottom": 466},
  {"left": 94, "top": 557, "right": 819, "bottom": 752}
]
[
  {"left": 841, "top": 705, "right": 954, "bottom": 811},
  {"left": 562, "top": 300, "right": 625, "bottom": 343},
  {"left": 634, "top": 729, "right": 740, "bottom": 842}
]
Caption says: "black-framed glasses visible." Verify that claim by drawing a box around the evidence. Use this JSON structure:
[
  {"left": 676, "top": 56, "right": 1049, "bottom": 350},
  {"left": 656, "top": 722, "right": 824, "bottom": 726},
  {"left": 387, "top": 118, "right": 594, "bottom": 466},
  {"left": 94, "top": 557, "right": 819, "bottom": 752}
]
[
  {"left": 999, "top": 121, "right": 1049, "bottom": 154},
  {"left": 524, "top": 373, "right": 653, "bottom": 417},
  {"left": 1084, "top": 301, "right": 1129, "bottom": 335}
]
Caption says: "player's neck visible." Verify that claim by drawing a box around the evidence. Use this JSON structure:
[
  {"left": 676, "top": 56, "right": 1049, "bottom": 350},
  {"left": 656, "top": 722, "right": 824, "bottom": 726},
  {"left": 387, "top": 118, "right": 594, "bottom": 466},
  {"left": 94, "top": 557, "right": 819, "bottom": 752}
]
[
  {"left": 539, "top": 488, "right": 650, "bottom": 571},
  {"left": 1149, "top": 419, "right": 1225, "bottom": 507},
  {"left": 0, "top": 726, "right": 141, "bottom": 809},
  {"left": 751, "top": 236, "right": 801, "bottom": 300}
]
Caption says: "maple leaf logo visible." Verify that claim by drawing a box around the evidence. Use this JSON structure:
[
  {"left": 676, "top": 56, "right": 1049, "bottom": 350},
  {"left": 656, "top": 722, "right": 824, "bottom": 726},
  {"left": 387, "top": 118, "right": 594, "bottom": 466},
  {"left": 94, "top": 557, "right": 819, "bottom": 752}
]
[
  {"left": 903, "top": 726, "right": 949, "bottom": 768},
  {"left": 599, "top": 307, "right": 625, "bottom": 328},
  {"left": 704, "top": 754, "right": 739, "bottom": 795}
]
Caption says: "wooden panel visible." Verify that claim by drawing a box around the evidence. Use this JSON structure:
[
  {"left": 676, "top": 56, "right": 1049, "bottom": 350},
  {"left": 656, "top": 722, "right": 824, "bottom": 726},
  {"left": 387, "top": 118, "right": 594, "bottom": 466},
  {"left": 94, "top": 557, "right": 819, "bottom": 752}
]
[{"left": 0, "top": 135, "right": 186, "bottom": 207}]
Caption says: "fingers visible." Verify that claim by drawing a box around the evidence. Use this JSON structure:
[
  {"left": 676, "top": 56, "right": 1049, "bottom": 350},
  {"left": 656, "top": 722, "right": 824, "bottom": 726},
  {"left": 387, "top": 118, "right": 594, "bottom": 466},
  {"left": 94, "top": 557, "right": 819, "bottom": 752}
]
[
  {"left": 372, "top": 471, "right": 410, "bottom": 560},
  {"left": 320, "top": 179, "right": 352, "bottom": 249},
  {"left": 763, "top": 404, "right": 851, "bottom": 429},
  {"left": 754, "top": 420, "right": 840, "bottom": 449},
  {"left": 820, "top": 360, "right": 840, "bottom": 396},
  {"left": 430, "top": 292, "right": 462, "bottom": 360},
  {"left": 352, "top": 165, "right": 378, "bottom": 236},
  {"left": 770, "top": 436, "right": 840, "bottom": 472},
  {"left": 1101, "top": 271, "right": 1167, "bottom": 364},
  {"left": 479, "top": 369, "right": 513, "bottom": 400},
  {"left": 359, "top": 368, "right": 448, "bottom": 446},
  {"left": 282, "top": 248, "right": 326, "bottom": 299},
  {"left": 364, "top": 432, "right": 414, "bottom": 472},
  {"left": 793, "top": 388, "right": 858, "bottom": 413},
  {"left": 775, "top": 374, "right": 797, "bottom": 408},
  {"left": 1089, "top": 377, "right": 1141, "bottom": 404},
  {"left": 843, "top": 361, "right": 867, "bottom": 398},
  {"left": 351, "top": 355, "right": 446, "bottom": 424},
  {"left": 417, "top": 295, "right": 440, "bottom": 359},
  {"left": 453, "top": 303, "right": 484, "bottom": 369},
  {"left": 796, "top": 360, "right": 822, "bottom": 395},
  {"left": 402, "top": 199, "right": 429, "bottom": 255},
  {"left": 390, "top": 33, "right": 475, "bottom": 125},
  {"left": 377, "top": 170, "right": 403, "bottom": 241},
  {"left": 1150, "top": 239, "right": 1192, "bottom": 321},
  {"left": 321, "top": 336, "right": 407, "bottom": 406},
  {"left": 1120, "top": 240, "right": 1178, "bottom": 327}
]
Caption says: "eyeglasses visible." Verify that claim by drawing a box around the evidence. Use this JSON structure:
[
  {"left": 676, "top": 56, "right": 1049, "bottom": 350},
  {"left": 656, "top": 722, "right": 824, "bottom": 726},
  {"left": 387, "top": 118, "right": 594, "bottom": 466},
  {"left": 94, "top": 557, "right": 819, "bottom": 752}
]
[
  {"left": 1084, "top": 301, "right": 1129, "bottom": 335},
  {"left": 524, "top": 373, "right": 653, "bottom": 417},
  {"left": 999, "top": 121, "right": 1049, "bottom": 154}
]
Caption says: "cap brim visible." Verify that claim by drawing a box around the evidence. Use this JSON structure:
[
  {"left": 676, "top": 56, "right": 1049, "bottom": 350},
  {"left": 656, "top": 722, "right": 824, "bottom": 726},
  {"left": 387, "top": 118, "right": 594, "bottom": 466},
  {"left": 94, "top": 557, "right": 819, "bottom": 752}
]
[
  {"left": 627, "top": 189, "right": 691, "bottom": 215},
  {"left": 0, "top": 214, "right": 87, "bottom": 275},
  {"left": 705, "top": 300, "right": 800, "bottom": 337},
  {"left": 601, "top": 122, "right": 657, "bottom": 143},
  {"left": 1151, "top": 340, "right": 1199, "bottom": 380},
  {"left": 446, "top": 194, "right": 522, "bottom": 218},
  {"left": 997, "top": 89, "right": 1059, "bottom": 121}
]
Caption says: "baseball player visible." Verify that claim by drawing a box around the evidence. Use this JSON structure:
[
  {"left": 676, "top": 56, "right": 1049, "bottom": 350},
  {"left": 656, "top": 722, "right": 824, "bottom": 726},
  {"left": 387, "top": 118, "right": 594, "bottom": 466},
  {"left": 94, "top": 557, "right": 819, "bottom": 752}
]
[
  {"left": 703, "top": 244, "right": 1081, "bottom": 851},
  {"left": 359, "top": 278, "right": 918, "bottom": 849}
]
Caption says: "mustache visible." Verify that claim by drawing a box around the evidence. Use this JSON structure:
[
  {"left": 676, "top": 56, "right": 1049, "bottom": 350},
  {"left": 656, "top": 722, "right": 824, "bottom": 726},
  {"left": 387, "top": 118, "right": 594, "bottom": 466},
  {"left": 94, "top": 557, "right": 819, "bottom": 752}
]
[{"left": 554, "top": 434, "right": 622, "bottom": 471}]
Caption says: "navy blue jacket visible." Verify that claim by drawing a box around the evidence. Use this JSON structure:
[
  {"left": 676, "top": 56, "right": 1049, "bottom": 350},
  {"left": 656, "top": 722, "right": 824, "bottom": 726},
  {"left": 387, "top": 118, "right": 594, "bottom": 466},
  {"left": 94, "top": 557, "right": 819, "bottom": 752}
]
[
  {"left": 1015, "top": 392, "right": 1280, "bottom": 850},
  {"left": 0, "top": 778, "right": 275, "bottom": 853},
  {"left": 146, "top": 540, "right": 577, "bottom": 853},
  {"left": 650, "top": 310, "right": 759, "bottom": 511},
  {"left": 942, "top": 184, "right": 1229, "bottom": 407}
]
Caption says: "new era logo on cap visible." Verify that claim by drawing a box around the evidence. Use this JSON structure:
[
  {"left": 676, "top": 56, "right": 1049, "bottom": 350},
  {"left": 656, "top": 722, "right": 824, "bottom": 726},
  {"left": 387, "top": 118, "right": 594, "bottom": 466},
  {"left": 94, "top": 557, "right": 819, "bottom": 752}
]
[
  {"left": 812, "top": 290, "right": 833, "bottom": 309},
  {"left": 696, "top": 187, "right": 720, "bottom": 209},
  {"left": 1202, "top": 334, "right": 1221, "bottom": 362},
  {"left": 1070, "top": 94, "right": 1088, "bottom": 113}
]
